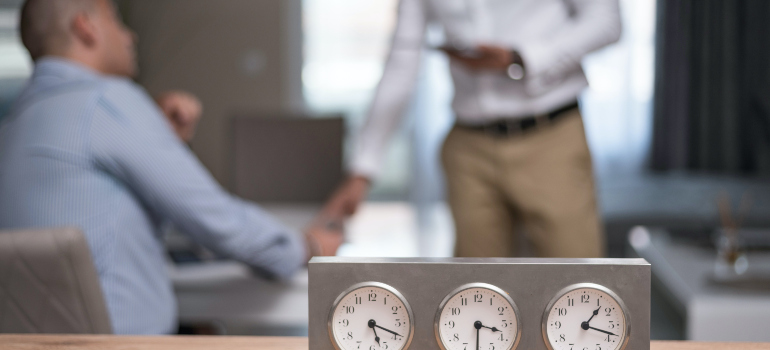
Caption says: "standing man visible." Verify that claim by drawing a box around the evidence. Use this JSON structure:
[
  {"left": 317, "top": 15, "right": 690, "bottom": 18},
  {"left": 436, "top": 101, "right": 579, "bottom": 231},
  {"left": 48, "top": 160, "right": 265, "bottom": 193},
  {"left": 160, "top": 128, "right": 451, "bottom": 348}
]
[{"left": 324, "top": 0, "right": 621, "bottom": 258}]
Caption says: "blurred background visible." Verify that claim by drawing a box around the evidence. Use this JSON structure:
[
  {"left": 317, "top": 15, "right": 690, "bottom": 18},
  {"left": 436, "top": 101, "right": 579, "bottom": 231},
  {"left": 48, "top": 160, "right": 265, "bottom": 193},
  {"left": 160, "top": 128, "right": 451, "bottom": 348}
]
[{"left": 1, "top": 0, "right": 769, "bottom": 342}]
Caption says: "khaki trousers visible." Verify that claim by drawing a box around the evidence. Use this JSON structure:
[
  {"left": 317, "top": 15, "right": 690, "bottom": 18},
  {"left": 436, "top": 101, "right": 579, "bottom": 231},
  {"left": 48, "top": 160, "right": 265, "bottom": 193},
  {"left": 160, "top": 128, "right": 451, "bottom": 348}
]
[{"left": 441, "top": 109, "right": 604, "bottom": 258}]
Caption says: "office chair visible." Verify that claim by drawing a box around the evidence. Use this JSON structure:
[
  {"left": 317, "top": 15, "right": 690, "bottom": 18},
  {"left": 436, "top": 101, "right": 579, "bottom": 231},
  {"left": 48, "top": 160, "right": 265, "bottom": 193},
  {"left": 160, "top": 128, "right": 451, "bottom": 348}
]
[
  {"left": 0, "top": 227, "right": 112, "bottom": 334},
  {"left": 232, "top": 114, "right": 344, "bottom": 203}
]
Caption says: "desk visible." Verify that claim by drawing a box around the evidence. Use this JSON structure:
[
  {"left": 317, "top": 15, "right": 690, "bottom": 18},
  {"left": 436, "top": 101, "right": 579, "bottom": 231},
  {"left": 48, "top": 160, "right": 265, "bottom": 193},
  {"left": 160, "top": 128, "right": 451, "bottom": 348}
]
[
  {"left": 170, "top": 203, "right": 454, "bottom": 335},
  {"left": 0, "top": 335, "right": 769, "bottom": 350},
  {"left": 629, "top": 228, "right": 770, "bottom": 341}
]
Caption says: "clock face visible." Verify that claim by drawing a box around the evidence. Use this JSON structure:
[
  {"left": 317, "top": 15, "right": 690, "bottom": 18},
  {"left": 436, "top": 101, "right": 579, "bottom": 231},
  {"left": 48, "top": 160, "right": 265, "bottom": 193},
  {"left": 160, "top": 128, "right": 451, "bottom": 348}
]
[
  {"left": 543, "top": 284, "right": 629, "bottom": 350},
  {"left": 435, "top": 283, "right": 521, "bottom": 350},
  {"left": 329, "top": 282, "right": 414, "bottom": 350}
]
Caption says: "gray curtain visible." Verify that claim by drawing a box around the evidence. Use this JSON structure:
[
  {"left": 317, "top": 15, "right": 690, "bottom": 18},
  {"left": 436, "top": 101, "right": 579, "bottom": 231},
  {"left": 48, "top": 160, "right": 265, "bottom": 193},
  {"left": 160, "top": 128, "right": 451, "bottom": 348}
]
[{"left": 651, "top": 0, "right": 770, "bottom": 174}]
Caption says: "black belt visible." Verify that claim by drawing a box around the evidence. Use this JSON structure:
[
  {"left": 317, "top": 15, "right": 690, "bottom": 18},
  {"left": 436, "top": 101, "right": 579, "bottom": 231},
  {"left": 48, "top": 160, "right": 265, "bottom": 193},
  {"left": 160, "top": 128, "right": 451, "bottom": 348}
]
[{"left": 458, "top": 101, "right": 579, "bottom": 137}]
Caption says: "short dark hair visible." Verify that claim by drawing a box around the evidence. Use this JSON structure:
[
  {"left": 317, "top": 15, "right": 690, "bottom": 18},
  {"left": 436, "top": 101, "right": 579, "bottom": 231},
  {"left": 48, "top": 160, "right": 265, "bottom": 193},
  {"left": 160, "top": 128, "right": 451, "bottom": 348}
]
[{"left": 19, "top": 0, "right": 98, "bottom": 60}]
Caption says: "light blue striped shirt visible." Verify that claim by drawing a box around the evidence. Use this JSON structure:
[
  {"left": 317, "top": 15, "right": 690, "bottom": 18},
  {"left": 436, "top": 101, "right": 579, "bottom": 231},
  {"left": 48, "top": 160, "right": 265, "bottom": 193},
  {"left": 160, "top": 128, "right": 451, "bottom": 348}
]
[{"left": 0, "top": 58, "right": 307, "bottom": 334}]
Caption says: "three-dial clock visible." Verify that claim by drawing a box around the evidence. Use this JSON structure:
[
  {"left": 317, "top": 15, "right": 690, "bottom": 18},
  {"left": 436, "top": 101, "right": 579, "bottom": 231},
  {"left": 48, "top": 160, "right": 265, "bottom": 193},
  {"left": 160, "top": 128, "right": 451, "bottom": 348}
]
[
  {"left": 435, "top": 283, "right": 521, "bottom": 350},
  {"left": 543, "top": 283, "right": 630, "bottom": 350},
  {"left": 328, "top": 282, "right": 414, "bottom": 350}
]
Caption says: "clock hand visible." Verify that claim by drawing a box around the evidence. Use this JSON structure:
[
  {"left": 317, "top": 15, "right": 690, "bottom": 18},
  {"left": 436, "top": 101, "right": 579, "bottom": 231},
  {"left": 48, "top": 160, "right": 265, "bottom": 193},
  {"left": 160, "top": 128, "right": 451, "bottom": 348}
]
[
  {"left": 479, "top": 323, "right": 501, "bottom": 332},
  {"left": 475, "top": 322, "right": 480, "bottom": 350},
  {"left": 586, "top": 306, "right": 601, "bottom": 323},
  {"left": 589, "top": 326, "right": 617, "bottom": 336},
  {"left": 374, "top": 325, "right": 403, "bottom": 337},
  {"left": 581, "top": 307, "right": 602, "bottom": 330},
  {"left": 368, "top": 320, "right": 381, "bottom": 346}
]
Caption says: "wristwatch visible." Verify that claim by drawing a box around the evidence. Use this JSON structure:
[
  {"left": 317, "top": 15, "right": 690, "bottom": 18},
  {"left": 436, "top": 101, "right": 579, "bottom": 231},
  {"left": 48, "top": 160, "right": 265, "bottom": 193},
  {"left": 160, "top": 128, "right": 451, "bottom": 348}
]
[{"left": 507, "top": 50, "right": 526, "bottom": 80}]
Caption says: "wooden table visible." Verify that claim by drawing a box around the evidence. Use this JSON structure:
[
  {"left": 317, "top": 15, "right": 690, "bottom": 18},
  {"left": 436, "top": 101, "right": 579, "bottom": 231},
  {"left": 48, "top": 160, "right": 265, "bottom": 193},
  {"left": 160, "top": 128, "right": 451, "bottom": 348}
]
[{"left": 1, "top": 335, "right": 769, "bottom": 350}]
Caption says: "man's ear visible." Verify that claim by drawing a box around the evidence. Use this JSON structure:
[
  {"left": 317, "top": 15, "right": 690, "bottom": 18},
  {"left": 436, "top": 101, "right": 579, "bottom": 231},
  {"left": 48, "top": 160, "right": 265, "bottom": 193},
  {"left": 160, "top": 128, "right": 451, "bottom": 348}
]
[{"left": 71, "top": 12, "right": 98, "bottom": 48}]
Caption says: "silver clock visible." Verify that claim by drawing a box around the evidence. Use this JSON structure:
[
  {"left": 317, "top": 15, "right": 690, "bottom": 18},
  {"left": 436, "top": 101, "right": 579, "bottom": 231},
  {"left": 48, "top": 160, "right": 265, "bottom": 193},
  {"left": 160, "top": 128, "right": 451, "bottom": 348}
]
[
  {"left": 309, "top": 258, "right": 650, "bottom": 350},
  {"left": 328, "top": 282, "right": 415, "bottom": 350},
  {"left": 542, "top": 283, "right": 631, "bottom": 350}
]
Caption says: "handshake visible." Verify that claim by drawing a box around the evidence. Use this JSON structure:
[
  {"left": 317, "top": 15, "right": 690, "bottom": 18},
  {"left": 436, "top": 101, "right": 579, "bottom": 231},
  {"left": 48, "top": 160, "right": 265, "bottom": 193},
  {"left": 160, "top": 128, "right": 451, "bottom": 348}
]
[
  {"left": 304, "top": 175, "right": 372, "bottom": 259},
  {"left": 154, "top": 92, "right": 370, "bottom": 260}
]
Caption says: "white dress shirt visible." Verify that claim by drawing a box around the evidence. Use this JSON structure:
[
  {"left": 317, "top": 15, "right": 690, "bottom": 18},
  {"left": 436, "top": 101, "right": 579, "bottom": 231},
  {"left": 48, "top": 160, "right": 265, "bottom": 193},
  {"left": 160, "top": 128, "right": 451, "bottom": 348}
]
[{"left": 351, "top": 0, "right": 622, "bottom": 177}]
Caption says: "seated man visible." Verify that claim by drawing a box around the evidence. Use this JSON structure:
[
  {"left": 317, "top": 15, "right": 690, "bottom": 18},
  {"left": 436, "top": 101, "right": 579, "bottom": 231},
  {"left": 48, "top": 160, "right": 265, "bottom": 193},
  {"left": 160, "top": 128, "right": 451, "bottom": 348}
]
[{"left": 0, "top": 0, "right": 343, "bottom": 334}]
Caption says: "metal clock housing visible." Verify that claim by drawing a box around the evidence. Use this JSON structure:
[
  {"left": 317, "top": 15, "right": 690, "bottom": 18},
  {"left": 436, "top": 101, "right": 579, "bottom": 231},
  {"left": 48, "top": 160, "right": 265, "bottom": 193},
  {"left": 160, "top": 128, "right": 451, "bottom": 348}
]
[
  {"left": 434, "top": 282, "right": 522, "bottom": 350},
  {"left": 328, "top": 281, "right": 415, "bottom": 350},
  {"left": 542, "top": 283, "right": 631, "bottom": 350}
]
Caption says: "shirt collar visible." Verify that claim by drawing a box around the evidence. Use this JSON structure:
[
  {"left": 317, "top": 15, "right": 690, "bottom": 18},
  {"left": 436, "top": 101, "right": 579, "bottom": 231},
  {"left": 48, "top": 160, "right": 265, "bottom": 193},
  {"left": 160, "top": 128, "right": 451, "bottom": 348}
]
[{"left": 32, "top": 56, "right": 103, "bottom": 83}]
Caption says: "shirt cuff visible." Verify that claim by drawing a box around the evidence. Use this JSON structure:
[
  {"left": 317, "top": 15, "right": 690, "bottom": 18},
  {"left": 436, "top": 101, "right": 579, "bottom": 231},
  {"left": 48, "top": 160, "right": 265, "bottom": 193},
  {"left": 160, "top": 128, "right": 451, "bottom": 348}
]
[
  {"left": 517, "top": 42, "right": 559, "bottom": 96},
  {"left": 349, "top": 150, "right": 382, "bottom": 180}
]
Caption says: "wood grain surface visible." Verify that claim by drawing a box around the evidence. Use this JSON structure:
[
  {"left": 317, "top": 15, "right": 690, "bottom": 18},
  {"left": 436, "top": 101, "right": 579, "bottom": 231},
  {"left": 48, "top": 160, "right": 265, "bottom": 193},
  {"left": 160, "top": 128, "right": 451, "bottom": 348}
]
[{"left": 0, "top": 335, "right": 768, "bottom": 350}]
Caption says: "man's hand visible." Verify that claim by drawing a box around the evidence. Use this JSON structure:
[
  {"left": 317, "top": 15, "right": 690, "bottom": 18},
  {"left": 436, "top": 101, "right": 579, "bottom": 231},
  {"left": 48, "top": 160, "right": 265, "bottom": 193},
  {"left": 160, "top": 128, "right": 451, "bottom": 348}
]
[
  {"left": 305, "top": 222, "right": 345, "bottom": 259},
  {"left": 446, "top": 44, "right": 515, "bottom": 72},
  {"left": 155, "top": 91, "right": 203, "bottom": 143},
  {"left": 322, "top": 175, "right": 371, "bottom": 220}
]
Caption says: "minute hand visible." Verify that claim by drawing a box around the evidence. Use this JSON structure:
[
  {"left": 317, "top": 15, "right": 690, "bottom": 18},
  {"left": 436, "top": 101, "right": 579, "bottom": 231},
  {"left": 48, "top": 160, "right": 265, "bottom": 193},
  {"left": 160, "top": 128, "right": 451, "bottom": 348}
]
[
  {"left": 375, "top": 325, "right": 403, "bottom": 337},
  {"left": 589, "top": 326, "right": 617, "bottom": 336}
]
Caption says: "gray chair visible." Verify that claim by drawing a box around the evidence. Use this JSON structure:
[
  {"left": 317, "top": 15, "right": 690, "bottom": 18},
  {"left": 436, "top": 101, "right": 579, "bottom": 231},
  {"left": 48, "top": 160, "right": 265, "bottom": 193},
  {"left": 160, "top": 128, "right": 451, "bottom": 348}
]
[
  {"left": 232, "top": 115, "right": 345, "bottom": 203},
  {"left": 0, "top": 227, "right": 112, "bottom": 334}
]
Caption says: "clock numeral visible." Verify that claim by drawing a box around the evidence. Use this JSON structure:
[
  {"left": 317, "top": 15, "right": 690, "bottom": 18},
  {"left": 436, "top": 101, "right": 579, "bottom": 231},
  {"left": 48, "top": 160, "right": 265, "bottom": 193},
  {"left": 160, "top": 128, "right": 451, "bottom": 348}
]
[
  {"left": 501, "top": 320, "right": 508, "bottom": 328},
  {"left": 345, "top": 306, "right": 355, "bottom": 314},
  {"left": 559, "top": 334, "right": 566, "bottom": 342},
  {"left": 451, "top": 307, "right": 461, "bottom": 316},
  {"left": 394, "top": 319, "right": 402, "bottom": 327},
  {"left": 605, "top": 307, "right": 614, "bottom": 316},
  {"left": 461, "top": 298, "right": 468, "bottom": 306},
  {"left": 453, "top": 333, "right": 460, "bottom": 341},
  {"left": 557, "top": 308, "right": 567, "bottom": 316},
  {"left": 448, "top": 321, "right": 455, "bottom": 329},
  {"left": 474, "top": 294, "right": 483, "bottom": 303},
  {"left": 497, "top": 306, "right": 506, "bottom": 315},
  {"left": 609, "top": 321, "right": 615, "bottom": 329},
  {"left": 552, "top": 321, "right": 562, "bottom": 329},
  {"left": 384, "top": 297, "right": 387, "bottom": 305},
  {"left": 498, "top": 333, "right": 504, "bottom": 341},
  {"left": 368, "top": 293, "right": 377, "bottom": 302},
  {"left": 606, "top": 334, "right": 612, "bottom": 342},
  {"left": 568, "top": 344, "right": 574, "bottom": 350},
  {"left": 347, "top": 331, "right": 353, "bottom": 340},
  {"left": 489, "top": 344, "right": 495, "bottom": 350},
  {"left": 356, "top": 341, "right": 361, "bottom": 349},
  {"left": 392, "top": 306, "right": 399, "bottom": 314},
  {"left": 597, "top": 344, "right": 603, "bottom": 350},
  {"left": 341, "top": 319, "right": 349, "bottom": 327},
  {"left": 355, "top": 296, "right": 361, "bottom": 305},
  {"left": 597, "top": 298, "right": 601, "bottom": 307},
  {"left": 581, "top": 294, "right": 590, "bottom": 303},
  {"left": 568, "top": 298, "right": 574, "bottom": 306}
]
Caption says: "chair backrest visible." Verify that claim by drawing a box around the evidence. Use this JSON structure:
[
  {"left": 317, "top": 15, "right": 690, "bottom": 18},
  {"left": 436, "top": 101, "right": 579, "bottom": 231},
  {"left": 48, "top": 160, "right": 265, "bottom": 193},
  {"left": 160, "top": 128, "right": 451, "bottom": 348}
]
[
  {"left": 0, "top": 227, "right": 112, "bottom": 334},
  {"left": 232, "top": 115, "right": 345, "bottom": 203}
]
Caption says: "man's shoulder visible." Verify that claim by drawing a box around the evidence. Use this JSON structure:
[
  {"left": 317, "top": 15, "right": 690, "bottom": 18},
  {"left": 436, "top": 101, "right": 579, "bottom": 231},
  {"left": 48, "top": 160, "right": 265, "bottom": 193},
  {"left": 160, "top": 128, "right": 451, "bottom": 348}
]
[{"left": 97, "top": 76, "right": 155, "bottom": 108}]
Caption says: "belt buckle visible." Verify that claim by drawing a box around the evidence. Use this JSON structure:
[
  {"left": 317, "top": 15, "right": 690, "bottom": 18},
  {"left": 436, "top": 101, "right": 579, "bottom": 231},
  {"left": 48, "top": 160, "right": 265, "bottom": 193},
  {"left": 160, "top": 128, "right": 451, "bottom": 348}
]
[{"left": 500, "top": 121, "right": 522, "bottom": 137}]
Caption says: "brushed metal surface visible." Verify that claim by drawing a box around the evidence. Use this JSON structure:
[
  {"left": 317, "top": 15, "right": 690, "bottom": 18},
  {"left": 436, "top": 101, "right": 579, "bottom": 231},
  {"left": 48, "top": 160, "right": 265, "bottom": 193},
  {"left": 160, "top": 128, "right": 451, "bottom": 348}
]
[{"left": 309, "top": 258, "right": 650, "bottom": 350}]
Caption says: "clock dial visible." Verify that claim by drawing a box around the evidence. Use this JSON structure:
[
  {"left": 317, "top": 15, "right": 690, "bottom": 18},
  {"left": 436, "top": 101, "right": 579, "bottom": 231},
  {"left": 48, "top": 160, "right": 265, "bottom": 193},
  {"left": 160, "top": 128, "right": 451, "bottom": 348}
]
[
  {"left": 435, "top": 283, "right": 521, "bottom": 350},
  {"left": 329, "top": 282, "right": 414, "bottom": 350},
  {"left": 543, "top": 283, "right": 629, "bottom": 350}
]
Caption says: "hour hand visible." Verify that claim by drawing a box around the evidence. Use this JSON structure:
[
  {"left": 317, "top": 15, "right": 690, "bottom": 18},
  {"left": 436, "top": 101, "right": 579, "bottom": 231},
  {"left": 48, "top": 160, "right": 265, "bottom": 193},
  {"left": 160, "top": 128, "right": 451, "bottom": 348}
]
[{"left": 481, "top": 324, "right": 500, "bottom": 332}]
